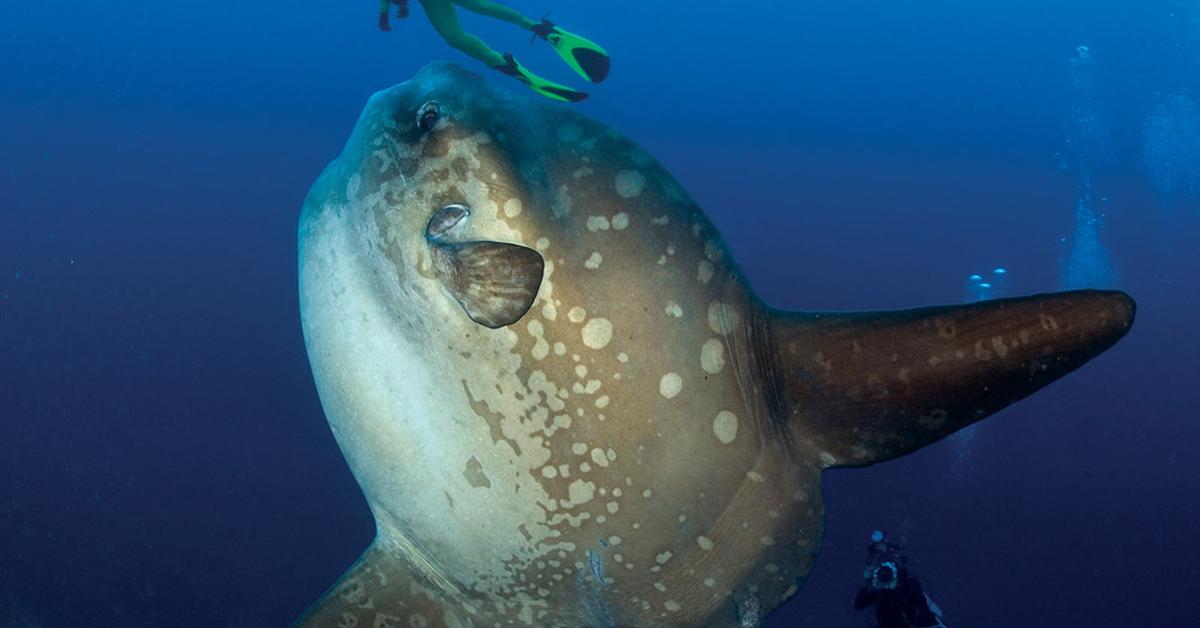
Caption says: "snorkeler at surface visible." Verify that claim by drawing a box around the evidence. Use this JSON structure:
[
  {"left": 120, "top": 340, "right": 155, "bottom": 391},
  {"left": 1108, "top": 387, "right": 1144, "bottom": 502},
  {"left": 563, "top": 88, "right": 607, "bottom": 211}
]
[
  {"left": 854, "top": 531, "right": 950, "bottom": 628},
  {"left": 377, "top": 0, "right": 609, "bottom": 102}
]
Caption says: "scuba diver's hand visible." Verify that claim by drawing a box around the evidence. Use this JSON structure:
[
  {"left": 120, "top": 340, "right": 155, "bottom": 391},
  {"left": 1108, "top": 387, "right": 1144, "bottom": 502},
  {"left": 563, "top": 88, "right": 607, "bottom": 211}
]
[{"left": 378, "top": 12, "right": 392, "bottom": 31}]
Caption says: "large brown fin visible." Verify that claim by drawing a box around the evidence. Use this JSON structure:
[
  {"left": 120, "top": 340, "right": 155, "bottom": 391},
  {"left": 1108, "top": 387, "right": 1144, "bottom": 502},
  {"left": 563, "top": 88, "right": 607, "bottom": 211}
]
[{"left": 768, "top": 290, "right": 1135, "bottom": 467}]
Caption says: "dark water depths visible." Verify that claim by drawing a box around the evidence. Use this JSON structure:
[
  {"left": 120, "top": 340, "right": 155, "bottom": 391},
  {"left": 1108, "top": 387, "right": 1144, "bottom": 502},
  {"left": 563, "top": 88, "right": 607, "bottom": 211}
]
[{"left": 2, "top": 1, "right": 1198, "bottom": 625}]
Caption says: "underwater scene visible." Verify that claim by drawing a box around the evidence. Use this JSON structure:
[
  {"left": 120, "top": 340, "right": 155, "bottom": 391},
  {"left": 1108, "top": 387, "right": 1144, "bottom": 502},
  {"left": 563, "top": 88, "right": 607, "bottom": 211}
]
[{"left": 2, "top": 0, "right": 1198, "bottom": 626}]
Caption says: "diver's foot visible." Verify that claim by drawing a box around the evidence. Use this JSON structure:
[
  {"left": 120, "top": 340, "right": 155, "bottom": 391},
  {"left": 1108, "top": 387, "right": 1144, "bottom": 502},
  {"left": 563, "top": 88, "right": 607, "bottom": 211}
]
[
  {"left": 530, "top": 18, "right": 557, "bottom": 41},
  {"left": 493, "top": 53, "right": 588, "bottom": 103},
  {"left": 530, "top": 19, "right": 610, "bottom": 84}
]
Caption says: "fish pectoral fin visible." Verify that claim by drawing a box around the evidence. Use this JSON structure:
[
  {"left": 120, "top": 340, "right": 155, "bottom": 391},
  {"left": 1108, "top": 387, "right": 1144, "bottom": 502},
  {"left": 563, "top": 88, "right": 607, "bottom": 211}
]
[
  {"left": 768, "top": 290, "right": 1135, "bottom": 467},
  {"left": 433, "top": 240, "right": 545, "bottom": 329},
  {"left": 293, "top": 540, "right": 467, "bottom": 628}
]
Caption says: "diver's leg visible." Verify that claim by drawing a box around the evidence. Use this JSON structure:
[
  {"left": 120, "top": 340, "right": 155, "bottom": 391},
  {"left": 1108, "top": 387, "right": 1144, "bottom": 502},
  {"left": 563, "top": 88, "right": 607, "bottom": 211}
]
[
  {"left": 422, "top": 0, "right": 586, "bottom": 102},
  {"left": 452, "top": 0, "right": 536, "bottom": 30},
  {"left": 418, "top": 0, "right": 506, "bottom": 68},
  {"left": 454, "top": 1, "right": 611, "bottom": 84}
]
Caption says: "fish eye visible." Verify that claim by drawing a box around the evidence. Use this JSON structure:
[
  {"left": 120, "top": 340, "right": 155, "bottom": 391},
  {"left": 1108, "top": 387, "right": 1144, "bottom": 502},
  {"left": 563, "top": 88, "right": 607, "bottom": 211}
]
[{"left": 417, "top": 102, "right": 442, "bottom": 131}]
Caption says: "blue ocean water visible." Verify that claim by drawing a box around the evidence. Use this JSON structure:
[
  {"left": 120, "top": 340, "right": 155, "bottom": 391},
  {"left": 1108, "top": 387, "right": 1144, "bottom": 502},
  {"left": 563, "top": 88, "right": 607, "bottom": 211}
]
[{"left": 2, "top": 0, "right": 1198, "bottom": 625}]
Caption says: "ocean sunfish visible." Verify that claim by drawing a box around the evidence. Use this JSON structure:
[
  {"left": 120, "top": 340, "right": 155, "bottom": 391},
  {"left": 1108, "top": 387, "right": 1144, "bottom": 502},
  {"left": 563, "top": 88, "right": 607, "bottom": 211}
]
[{"left": 296, "top": 63, "right": 1134, "bottom": 627}]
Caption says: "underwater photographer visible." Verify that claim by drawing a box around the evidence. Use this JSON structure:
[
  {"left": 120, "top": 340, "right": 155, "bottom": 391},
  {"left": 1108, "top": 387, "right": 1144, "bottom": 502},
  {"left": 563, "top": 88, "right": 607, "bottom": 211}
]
[{"left": 853, "top": 531, "right": 950, "bottom": 628}]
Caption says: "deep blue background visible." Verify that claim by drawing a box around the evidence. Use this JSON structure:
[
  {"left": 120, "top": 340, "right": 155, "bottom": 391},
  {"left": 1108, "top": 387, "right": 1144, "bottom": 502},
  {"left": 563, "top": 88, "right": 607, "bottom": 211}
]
[{"left": 2, "top": 0, "right": 1198, "bottom": 625}]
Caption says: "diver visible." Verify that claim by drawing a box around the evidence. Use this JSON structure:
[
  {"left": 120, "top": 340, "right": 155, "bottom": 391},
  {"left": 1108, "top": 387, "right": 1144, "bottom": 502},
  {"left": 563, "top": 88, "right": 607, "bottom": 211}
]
[
  {"left": 377, "top": 0, "right": 609, "bottom": 103},
  {"left": 853, "top": 531, "right": 949, "bottom": 628}
]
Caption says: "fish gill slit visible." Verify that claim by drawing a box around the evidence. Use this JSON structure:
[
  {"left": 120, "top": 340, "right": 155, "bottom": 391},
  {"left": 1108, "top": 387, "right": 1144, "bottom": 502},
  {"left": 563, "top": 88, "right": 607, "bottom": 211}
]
[{"left": 747, "top": 305, "right": 794, "bottom": 446}]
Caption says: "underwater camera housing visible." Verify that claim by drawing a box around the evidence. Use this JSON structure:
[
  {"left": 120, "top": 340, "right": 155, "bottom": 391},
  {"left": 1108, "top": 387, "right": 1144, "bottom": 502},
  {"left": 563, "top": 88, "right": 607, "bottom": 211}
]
[
  {"left": 864, "top": 532, "right": 906, "bottom": 591},
  {"left": 869, "top": 560, "right": 900, "bottom": 590}
]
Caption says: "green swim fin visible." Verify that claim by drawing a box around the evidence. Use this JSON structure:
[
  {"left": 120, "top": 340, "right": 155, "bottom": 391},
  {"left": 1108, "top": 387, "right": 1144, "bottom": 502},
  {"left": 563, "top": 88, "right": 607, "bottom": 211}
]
[
  {"left": 532, "top": 19, "right": 610, "bottom": 84},
  {"left": 494, "top": 53, "right": 588, "bottom": 103}
]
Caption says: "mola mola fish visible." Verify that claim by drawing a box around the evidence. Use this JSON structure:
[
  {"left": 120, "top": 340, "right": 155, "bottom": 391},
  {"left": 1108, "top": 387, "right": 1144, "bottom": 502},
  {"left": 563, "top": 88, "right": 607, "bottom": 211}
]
[{"left": 296, "top": 62, "right": 1134, "bottom": 627}]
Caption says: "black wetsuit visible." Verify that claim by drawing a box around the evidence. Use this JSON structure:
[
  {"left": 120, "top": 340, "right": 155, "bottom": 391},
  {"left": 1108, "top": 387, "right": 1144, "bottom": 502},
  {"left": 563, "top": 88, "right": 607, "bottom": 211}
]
[{"left": 854, "top": 572, "right": 942, "bottom": 628}]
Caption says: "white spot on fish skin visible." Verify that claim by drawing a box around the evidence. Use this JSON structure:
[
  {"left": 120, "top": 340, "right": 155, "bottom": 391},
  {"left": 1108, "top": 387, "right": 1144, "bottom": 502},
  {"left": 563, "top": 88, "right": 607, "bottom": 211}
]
[
  {"left": 651, "top": 215, "right": 669, "bottom": 226},
  {"left": 586, "top": 216, "right": 611, "bottom": 232},
  {"left": 554, "top": 342, "right": 566, "bottom": 356},
  {"left": 528, "top": 319, "right": 549, "bottom": 360},
  {"left": 541, "top": 465, "right": 558, "bottom": 479},
  {"left": 700, "top": 338, "right": 725, "bottom": 374},
  {"left": 615, "top": 170, "right": 646, "bottom": 198},
  {"left": 503, "top": 198, "right": 523, "bottom": 218},
  {"left": 746, "top": 470, "right": 765, "bottom": 483},
  {"left": 572, "top": 442, "right": 588, "bottom": 455},
  {"left": 665, "top": 302, "right": 683, "bottom": 318},
  {"left": 595, "top": 395, "right": 610, "bottom": 408},
  {"left": 655, "top": 551, "right": 673, "bottom": 564},
  {"left": 611, "top": 212, "right": 630, "bottom": 230},
  {"left": 568, "top": 306, "right": 587, "bottom": 323},
  {"left": 659, "top": 372, "right": 682, "bottom": 399},
  {"left": 581, "top": 318, "right": 614, "bottom": 349},
  {"left": 590, "top": 448, "right": 610, "bottom": 468},
  {"left": 697, "top": 536, "right": 714, "bottom": 550},
  {"left": 642, "top": 489, "right": 653, "bottom": 498},
  {"left": 697, "top": 260, "right": 714, "bottom": 284},
  {"left": 707, "top": 301, "right": 739, "bottom": 336},
  {"left": 536, "top": 237, "right": 550, "bottom": 250},
  {"left": 704, "top": 239, "right": 725, "bottom": 262},
  {"left": 606, "top": 501, "right": 619, "bottom": 514},
  {"left": 542, "top": 302, "right": 558, "bottom": 321},
  {"left": 713, "top": 410, "right": 738, "bottom": 444},
  {"left": 617, "top": 352, "right": 629, "bottom": 363},
  {"left": 568, "top": 479, "right": 596, "bottom": 505},
  {"left": 664, "top": 600, "right": 681, "bottom": 612},
  {"left": 703, "top": 577, "right": 716, "bottom": 588},
  {"left": 585, "top": 252, "right": 602, "bottom": 269}
]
